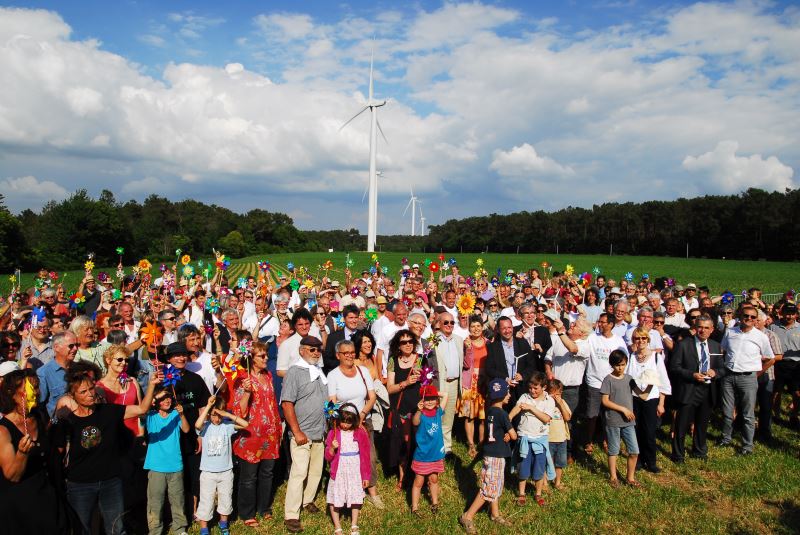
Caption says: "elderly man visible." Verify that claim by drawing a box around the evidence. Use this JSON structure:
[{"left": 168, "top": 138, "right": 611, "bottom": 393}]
[
  {"left": 664, "top": 298, "right": 688, "bottom": 328},
  {"left": 376, "top": 302, "right": 409, "bottom": 379},
  {"left": 277, "top": 309, "right": 314, "bottom": 377},
  {"left": 118, "top": 301, "right": 141, "bottom": 343},
  {"left": 20, "top": 315, "right": 54, "bottom": 368},
  {"left": 769, "top": 302, "right": 800, "bottom": 428},
  {"left": 719, "top": 305, "right": 774, "bottom": 455},
  {"left": 611, "top": 301, "right": 630, "bottom": 339},
  {"left": 432, "top": 311, "right": 464, "bottom": 455},
  {"left": 78, "top": 274, "right": 103, "bottom": 316},
  {"left": 37, "top": 331, "right": 78, "bottom": 418},
  {"left": 215, "top": 308, "right": 240, "bottom": 354},
  {"left": 282, "top": 336, "right": 328, "bottom": 533}
]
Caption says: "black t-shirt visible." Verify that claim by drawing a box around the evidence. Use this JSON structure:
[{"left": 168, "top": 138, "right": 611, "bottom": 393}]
[
  {"left": 482, "top": 405, "right": 513, "bottom": 458},
  {"left": 54, "top": 404, "right": 127, "bottom": 482},
  {"left": 173, "top": 369, "right": 210, "bottom": 453}
]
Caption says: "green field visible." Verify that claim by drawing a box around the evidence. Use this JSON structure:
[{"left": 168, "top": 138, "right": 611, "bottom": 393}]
[{"left": 4, "top": 252, "right": 798, "bottom": 297}]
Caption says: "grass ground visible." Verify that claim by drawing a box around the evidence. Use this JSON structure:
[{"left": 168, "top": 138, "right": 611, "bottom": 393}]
[
  {"left": 191, "top": 412, "right": 800, "bottom": 535},
  {"left": 4, "top": 252, "right": 798, "bottom": 296}
]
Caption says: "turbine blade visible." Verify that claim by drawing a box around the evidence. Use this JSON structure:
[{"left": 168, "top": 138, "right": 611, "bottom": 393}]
[
  {"left": 362, "top": 183, "right": 369, "bottom": 203},
  {"left": 339, "top": 106, "right": 369, "bottom": 131},
  {"left": 369, "top": 45, "right": 375, "bottom": 101},
  {"left": 402, "top": 198, "right": 413, "bottom": 216},
  {"left": 376, "top": 119, "right": 389, "bottom": 145}
]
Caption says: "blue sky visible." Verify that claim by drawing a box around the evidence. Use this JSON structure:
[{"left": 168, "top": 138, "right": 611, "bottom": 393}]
[{"left": 1, "top": 1, "right": 798, "bottom": 235}]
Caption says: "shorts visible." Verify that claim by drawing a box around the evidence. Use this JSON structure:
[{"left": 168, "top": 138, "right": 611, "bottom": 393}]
[
  {"left": 518, "top": 449, "right": 546, "bottom": 481},
  {"left": 549, "top": 441, "right": 568, "bottom": 469},
  {"left": 479, "top": 457, "right": 506, "bottom": 502},
  {"left": 606, "top": 425, "right": 639, "bottom": 456},
  {"left": 585, "top": 386, "right": 603, "bottom": 419}
]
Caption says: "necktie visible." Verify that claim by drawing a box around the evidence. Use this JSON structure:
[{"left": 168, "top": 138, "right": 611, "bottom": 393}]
[{"left": 700, "top": 341, "right": 709, "bottom": 374}]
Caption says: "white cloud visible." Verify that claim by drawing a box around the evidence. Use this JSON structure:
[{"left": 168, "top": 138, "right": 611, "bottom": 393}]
[
  {"left": 403, "top": 2, "right": 518, "bottom": 51},
  {"left": 682, "top": 140, "right": 794, "bottom": 193},
  {"left": 138, "top": 34, "right": 166, "bottom": 47},
  {"left": 255, "top": 13, "right": 315, "bottom": 41},
  {"left": 490, "top": 143, "right": 574, "bottom": 177},
  {"left": 0, "top": 175, "right": 69, "bottom": 208}
]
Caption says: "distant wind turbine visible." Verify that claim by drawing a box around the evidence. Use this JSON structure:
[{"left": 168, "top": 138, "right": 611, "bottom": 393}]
[
  {"left": 339, "top": 46, "right": 387, "bottom": 253},
  {"left": 402, "top": 186, "right": 418, "bottom": 236},
  {"left": 419, "top": 202, "right": 426, "bottom": 236}
]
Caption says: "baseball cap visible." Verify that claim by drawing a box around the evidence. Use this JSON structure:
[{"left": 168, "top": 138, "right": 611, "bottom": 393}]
[{"left": 487, "top": 378, "right": 509, "bottom": 400}]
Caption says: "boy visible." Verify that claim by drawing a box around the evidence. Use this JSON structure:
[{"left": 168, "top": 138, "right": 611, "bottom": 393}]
[
  {"left": 600, "top": 350, "right": 652, "bottom": 488},
  {"left": 509, "top": 372, "right": 554, "bottom": 506},
  {"left": 195, "top": 395, "right": 250, "bottom": 535},
  {"left": 459, "top": 379, "right": 518, "bottom": 534},
  {"left": 548, "top": 379, "right": 572, "bottom": 489},
  {"left": 145, "top": 387, "right": 191, "bottom": 535}
]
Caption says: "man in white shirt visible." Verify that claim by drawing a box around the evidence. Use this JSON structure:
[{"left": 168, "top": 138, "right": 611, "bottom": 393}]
[
  {"left": 663, "top": 298, "right": 688, "bottom": 328},
  {"left": 376, "top": 303, "right": 409, "bottom": 379},
  {"left": 432, "top": 312, "right": 464, "bottom": 455},
  {"left": 680, "top": 283, "right": 700, "bottom": 312},
  {"left": 611, "top": 301, "right": 629, "bottom": 339},
  {"left": 719, "top": 305, "right": 774, "bottom": 454},
  {"left": 277, "top": 309, "right": 315, "bottom": 377}
]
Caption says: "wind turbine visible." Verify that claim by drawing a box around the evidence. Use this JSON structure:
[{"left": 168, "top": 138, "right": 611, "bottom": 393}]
[
  {"left": 402, "top": 186, "right": 418, "bottom": 236},
  {"left": 339, "top": 47, "right": 387, "bottom": 253},
  {"left": 419, "top": 202, "right": 426, "bottom": 236},
  {"left": 361, "top": 170, "right": 385, "bottom": 203}
]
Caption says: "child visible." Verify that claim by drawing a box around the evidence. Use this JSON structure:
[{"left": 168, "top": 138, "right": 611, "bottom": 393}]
[
  {"left": 195, "top": 395, "right": 249, "bottom": 535},
  {"left": 325, "top": 403, "right": 372, "bottom": 535},
  {"left": 459, "top": 379, "right": 518, "bottom": 534},
  {"left": 509, "top": 372, "right": 554, "bottom": 506},
  {"left": 411, "top": 385, "right": 447, "bottom": 515},
  {"left": 600, "top": 350, "right": 652, "bottom": 488},
  {"left": 144, "top": 386, "right": 190, "bottom": 535},
  {"left": 548, "top": 379, "right": 572, "bottom": 490}
]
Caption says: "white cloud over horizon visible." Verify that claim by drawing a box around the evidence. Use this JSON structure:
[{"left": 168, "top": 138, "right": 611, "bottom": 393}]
[{"left": 0, "top": 2, "right": 798, "bottom": 232}]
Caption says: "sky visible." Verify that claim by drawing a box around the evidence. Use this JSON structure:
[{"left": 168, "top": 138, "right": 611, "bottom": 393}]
[{"left": 0, "top": 0, "right": 798, "bottom": 235}]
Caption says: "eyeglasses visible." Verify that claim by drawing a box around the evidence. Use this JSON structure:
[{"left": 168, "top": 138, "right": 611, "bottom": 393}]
[
  {"left": 742, "top": 314, "right": 757, "bottom": 320},
  {"left": 632, "top": 337, "right": 649, "bottom": 341},
  {"left": 113, "top": 357, "right": 127, "bottom": 363},
  {"left": 338, "top": 351, "right": 356, "bottom": 356},
  {"left": 722, "top": 311, "right": 733, "bottom": 316},
  {"left": 111, "top": 322, "right": 124, "bottom": 327},
  {"left": 5, "top": 343, "right": 20, "bottom": 348},
  {"left": 489, "top": 303, "right": 498, "bottom": 307},
  {"left": 441, "top": 321, "right": 455, "bottom": 326},
  {"left": 163, "top": 317, "right": 176, "bottom": 321},
  {"left": 304, "top": 347, "right": 321, "bottom": 353},
  {"left": 399, "top": 339, "right": 414, "bottom": 346}
]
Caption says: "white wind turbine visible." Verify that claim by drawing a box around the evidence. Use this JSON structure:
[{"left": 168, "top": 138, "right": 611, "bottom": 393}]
[
  {"left": 361, "top": 170, "right": 385, "bottom": 203},
  {"left": 419, "top": 202, "right": 426, "bottom": 236},
  {"left": 402, "top": 186, "right": 418, "bottom": 236},
  {"left": 339, "top": 46, "right": 387, "bottom": 253}
]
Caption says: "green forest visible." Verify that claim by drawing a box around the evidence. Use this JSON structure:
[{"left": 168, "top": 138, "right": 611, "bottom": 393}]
[{"left": 0, "top": 187, "right": 797, "bottom": 272}]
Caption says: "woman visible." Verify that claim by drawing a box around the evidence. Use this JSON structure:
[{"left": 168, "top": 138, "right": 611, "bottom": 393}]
[
  {"left": 581, "top": 288, "right": 603, "bottom": 326},
  {"left": 386, "top": 329, "right": 423, "bottom": 489},
  {"left": 0, "top": 370, "right": 68, "bottom": 533},
  {"left": 96, "top": 345, "right": 143, "bottom": 438},
  {"left": 354, "top": 332, "right": 379, "bottom": 380},
  {"left": 233, "top": 341, "right": 282, "bottom": 528},
  {"left": 1, "top": 332, "right": 21, "bottom": 363},
  {"left": 458, "top": 315, "right": 488, "bottom": 458},
  {"left": 627, "top": 327, "right": 671, "bottom": 473},
  {"left": 309, "top": 305, "right": 329, "bottom": 346},
  {"left": 70, "top": 315, "right": 106, "bottom": 373},
  {"left": 55, "top": 361, "right": 160, "bottom": 535},
  {"left": 327, "top": 338, "right": 383, "bottom": 507}
]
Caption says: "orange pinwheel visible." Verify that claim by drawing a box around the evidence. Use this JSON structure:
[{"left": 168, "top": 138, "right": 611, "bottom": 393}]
[{"left": 140, "top": 321, "right": 164, "bottom": 348}]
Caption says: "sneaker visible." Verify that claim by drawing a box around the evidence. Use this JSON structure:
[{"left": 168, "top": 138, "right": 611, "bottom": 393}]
[
  {"left": 366, "top": 494, "right": 385, "bottom": 509},
  {"left": 717, "top": 439, "right": 733, "bottom": 447},
  {"left": 285, "top": 519, "right": 304, "bottom": 533}
]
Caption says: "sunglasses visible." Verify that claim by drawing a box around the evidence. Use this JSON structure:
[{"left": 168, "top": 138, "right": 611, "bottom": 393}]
[
  {"left": 441, "top": 321, "right": 455, "bottom": 326},
  {"left": 66, "top": 343, "right": 78, "bottom": 349},
  {"left": 743, "top": 314, "right": 757, "bottom": 320},
  {"left": 399, "top": 339, "right": 414, "bottom": 345},
  {"left": 633, "top": 337, "right": 649, "bottom": 341},
  {"left": 653, "top": 320, "right": 665, "bottom": 325},
  {"left": 113, "top": 357, "right": 127, "bottom": 363},
  {"left": 111, "top": 322, "right": 124, "bottom": 327},
  {"left": 163, "top": 317, "right": 176, "bottom": 321},
  {"left": 304, "top": 347, "right": 321, "bottom": 353}
]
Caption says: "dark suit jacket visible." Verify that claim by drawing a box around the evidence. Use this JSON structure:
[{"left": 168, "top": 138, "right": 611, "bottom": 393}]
[
  {"left": 323, "top": 328, "right": 363, "bottom": 375},
  {"left": 217, "top": 327, "right": 235, "bottom": 355},
  {"left": 669, "top": 336, "right": 725, "bottom": 405},
  {"left": 513, "top": 323, "right": 553, "bottom": 372},
  {"left": 485, "top": 337, "right": 536, "bottom": 382}
]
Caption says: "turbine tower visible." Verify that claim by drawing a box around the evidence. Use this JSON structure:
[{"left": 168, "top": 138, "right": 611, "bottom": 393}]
[
  {"left": 419, "top": 203, "right": 426, "bottom": 236},
  {"left": 402, "top": 186, "right": 418, "bottom": 236},
  {"left": 339, "top": 47, "right": 386, "bottom": 252}
]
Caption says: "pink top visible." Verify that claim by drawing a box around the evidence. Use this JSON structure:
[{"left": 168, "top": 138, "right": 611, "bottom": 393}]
[
  {"left": 324, "top": 426, "right": 371, "bottom": 482},
  {"left": 97, "top": 381, "right": 140, "bottom": 437}
]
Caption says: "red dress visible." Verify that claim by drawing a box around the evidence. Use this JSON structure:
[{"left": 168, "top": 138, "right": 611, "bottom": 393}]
[{"left": 232, "top": 370, "right": 282, "bottom": 462}]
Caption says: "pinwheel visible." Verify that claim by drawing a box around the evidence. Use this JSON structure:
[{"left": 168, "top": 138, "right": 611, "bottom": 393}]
[
  {"left": 322, "top": 260, "right": 334, "bottom": 271},
  {"left": 304, "top": 279, "right": 314, "bottom": 289},
  {"left": 449, "top": 257, "right": 457, "bottom": 266},
  {"left": 237, "top": 277, "right": 248, "bottom": 289},
  {"left": 289, "top": 279, "right": 300, "bottom": 291},
  {"left": 350, "top": 287, "right": 360, "bottom": 297},
  {"left": 69, "top": 293, "right": 85, "bottom": 309},
  {"left": 365, "top": 308, "right": 378, "bottom": 322},
  {"left": 138, "top": 259, "right": 152, "bottom": 272},
  {"left": 624, "top": 272, "right": 634, "bottom": 282},
  {"left": 428, "top": 261, "right": 440, "bottom": 273},
  {"left": 182, "top": 265, "right": 194, "bottom": 277},
  {"left": 31, "top": 306, "right": 47, "bottom": 327},
  {"left": 721, "top": 291, "right": 734, "bottom": 305},
  {"left": 205, "top": 297, "right": 220, "bottom": 313},
  {"left": 141, "top": 321, "right": 164, "bottom": 348},
  {"left": 258, "top": 260, "right": 271, "bottom": 271},
  {"left": 476, "top": 258, "right": 484, "bottom": 267},
  {"left": 49, "top": 271, "right": 59, "bottom": 281},
  {"left": 181, "top": 255, "right": 191, "bottom": 266},
  {"left": 118, "top": 370, "right": 129, "bottom": 387},
  {"left": 84, "top": 260, "right": 95, "bottom": 272},
  {"left": 324, "top": 400, "right": 342, "bottom": 420},
  {"left": 642, "top": 273, "right": 650, "bottom": 279},
  {"left": 162, "top": 365, "right": 181, "bottom": 387},
  {"left": 287, "top": 262, "right": 295, "bottom": 271},
  {"left": 420, "top": 366, "right": 438, "bottom": 387},
  {"left": 371, "top": 254, "right": 379, "bottom": 263},
  {"left": 334, "top": 315, "right": 345, "bottom": 329},
  {"left": 564, "top": 264, "right": 574, "bottom": 277},
  {"left": 111, "top": 289, "right": 122, "bottom": 301},
  {"left": 345, "top": 254, "right": 355, "bottom": 268},
  {"left": 97, "top": 272, "right": 109, "bottom": 283},
  {"left": 401, "top": 257, "right": 409, "bottom": 265},
  {"left": 592, "top": 266, "right": 601, "bottom": 276}
]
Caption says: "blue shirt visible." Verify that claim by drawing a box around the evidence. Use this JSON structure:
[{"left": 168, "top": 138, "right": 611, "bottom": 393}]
[
  {"left": 413, "top": 407, "right": 445, "bottom": 462},
  {"left": 37, "top": 358, "right": 67, "bottom": 418},
  {"left": 199, "top": 420, "right": 236, "bottom": 472},
  {"left": 144, "top": 410, "right": 184, "bottom": 473}
]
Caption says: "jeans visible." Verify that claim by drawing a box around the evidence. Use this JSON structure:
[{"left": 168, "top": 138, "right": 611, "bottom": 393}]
[
  {"left": 237, "top": 457, "right": 276, "bottom": 520},
  {"left": 66, "top": 477, "right": 127, "bottom": 535},
  {"left": 146, "top": 471, "right": 187, "bottom": 535},
  {"left": 606, "top": 425, "right": 639, "bottom": 456},
  {"left": 721, "top": 372, "right": 757, "bottom": 451},
  {"left": 756, "top": 374, "right": 774, "bottom": 439}
]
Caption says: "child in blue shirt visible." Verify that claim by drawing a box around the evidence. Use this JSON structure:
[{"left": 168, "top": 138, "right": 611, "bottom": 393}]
[
  {"left": 144, "top": 386, "right": 190, "bottom": 535},
  {"left": 410, "top": 385, "right": 447, "bottom": 515},
  {"left": 195, "top": 395, "right": 249, "bottom": 535}
]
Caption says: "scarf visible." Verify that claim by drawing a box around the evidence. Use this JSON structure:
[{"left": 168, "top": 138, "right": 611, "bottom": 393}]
[{"left": 291, "top": 357, "right": 327, "bottom": 385}]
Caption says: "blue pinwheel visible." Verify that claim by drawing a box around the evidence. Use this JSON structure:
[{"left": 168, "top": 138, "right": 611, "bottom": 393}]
[
  {"left": 721, "top": 291, "right": 734, "bottom": 305},
  {"left": 624, "top": 272, "right": 634, "bottom": 282},
  {"left": 162, "top": 365, "right": 182, "bottom": 387},
  {"left": 324, "top": 400, "right": 341, "bottom": 420}
]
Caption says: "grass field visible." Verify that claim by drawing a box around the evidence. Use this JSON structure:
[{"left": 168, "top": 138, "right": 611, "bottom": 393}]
[
  {"left": 4, "top": 252, "right": 798, "bottom": 296},
  {"left": 195, "top": 413, "right": 800, "bottom": 535}
]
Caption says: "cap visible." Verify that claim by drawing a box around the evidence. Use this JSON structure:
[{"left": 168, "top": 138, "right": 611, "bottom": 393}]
[
  {"left": 507, "top": 269, "right": 515, "bottom": 275},
  {"left": 331, "top": 281, "right": 340, "bottom": 288},
  {"left": 412, "top": 263, "right": 420, "bottom": 269},
  {"left": 487, "top": 378, "right": 509, "bottom": 400},
  {"left": 783, "top": 303, "right": 798, "bottom": 314},
  {"left": 608, "top": 287, "right": 623, "bottom": 296},
  {"left": 402, "top": 264, "right": 411, "bottom": 270},
  {"left": 300, "top": 335, "right": 323, "bottom": 348},
  {"left": 365, "top": 290, "right": 376, "bottom": 298},
  {"left": 420, "top": 384, "right": 439, "bottom": 399},
  {"left": 543, "top": 309, "right": 560, "bottom": 323},
  {"left": 674, "top": 285, "right": 685, "bottom": 292},
  {"left": 687, "top": 283, "right": 697, "bottom": 290},
  {"left": 0, "top": 361, "right": 20, "bottom": 377},
  {"left": 376, "top": 296, "right": 388, "bottom": 304}
]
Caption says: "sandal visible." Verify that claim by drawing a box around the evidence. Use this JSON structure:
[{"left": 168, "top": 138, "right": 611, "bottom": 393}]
[
  {"left": 459, "top": 514, "right": 478, "bottom": 535},
  {"left": 410, "top": 509, "right": 423, "bottom": 518},
  {"left": 626, "top": 480, "right": 643, "bottom": 488},
  {"left": 431, "top": 503, "right": 440, "bottom": 514},
  {"left": 351, "top": 525, "right": 360, "bottom": 535},
  {"left": 609, "top": 479, "right": 621, "bottom": 489},
  {"left": 516, "top": 494, "right": 527, "bottom": 506},
  {"left": 534, "top": 495, "right": 545, "bottom": 506},
  {"left": 491, "top": 515, "right": 513, "bottom": 527},
  {"left": 584, "top": 444, "right": 594, "bottom": 455},
  {"left": 468, "top": 444, "right": 478, "bottom": 458},
  {"left": 243, "top": 518, "right": 259, "bottom": 528}
]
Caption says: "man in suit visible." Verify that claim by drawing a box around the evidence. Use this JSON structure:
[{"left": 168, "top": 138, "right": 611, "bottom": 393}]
[
  {"left": 513, "top": 302, "right": 551, "bottom": 372},
  {"left": 485, "top": 316, "right": 535, "bottom": 403},
  {"left": 670, "top": 315, "right": 725, "bottom": 462},
  {"left": 322, "top": 304, "right": 362, "bottom": 374},
  {"left": 432, "top": 311, "right": 464, "bottom": 454}
]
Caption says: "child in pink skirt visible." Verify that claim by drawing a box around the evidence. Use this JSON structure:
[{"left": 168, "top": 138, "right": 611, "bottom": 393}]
[{"left": 325, "top": 403, "right": 372, "bottom": 535}]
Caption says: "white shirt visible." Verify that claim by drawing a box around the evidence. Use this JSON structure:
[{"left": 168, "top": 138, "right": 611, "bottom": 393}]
[
  {"left": 453, "top": 324, "right": 469, "bottom": 340},
  {"left": 664, "top": 312, "right": 688, "bottom": 329},
  {"left": 516, "top": 392, "right": 555, "bottom": 438},
  {"left": 624, "top": 327, "right": 665, "bottom": 352},
  {"left": 378, "top": 321, "right": 408, "bottom": 378},
  {"left": 680, "top": 296, "right": 699, "bottom": 312},
  {"left": 626, "top": 352, "right": 672, "bottom": 400},
  {"left": 546, "top": 337, "right": 590, "bottom": 387},
  {"left": 252, "top": 315, "right": 280, "bottom": 340},
  {"left": 277, "top": 333, "right": 302, "bottom": 373},
  {"left": 186, "top": 351, "right": 216, "bottom": 394},
  {"left": 585, "top": 333, "right": 629, "bottom": 389},
  {"left": 439, "top": 334, "right": 462, "bottom": 379},
  {"left": 371, "top": 315, "right": 391, "bottom": 340},
  {"left": 722, "top": 327, "right": 774, "bottom": 373}
]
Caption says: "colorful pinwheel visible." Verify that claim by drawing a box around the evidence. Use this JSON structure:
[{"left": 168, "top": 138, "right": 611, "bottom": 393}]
[
  {"left": 205, "top": 297, "right": 220, "bottom": 313},
  {"left": 420, "top": 366, "right": 438, "bottom": 387},
  {"left": 365, "top": 308, "right": 378, "bottom": 322},
  {"left": 181, "top": 255, "right": 191, "bottom": 266},
  {"left": 162, "top": 365, "right": 181, "bottom": 387},
  {"left": 592, "top": 266, "right": 601, "bottom": 276},
  {"left": 324, "top": 400, "right": 342, "bottom": 420}
]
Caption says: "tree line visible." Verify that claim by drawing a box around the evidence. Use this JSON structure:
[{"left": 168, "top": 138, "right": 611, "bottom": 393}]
[{"left": 0, "top": 187, "right": 797, "bottom": 272}]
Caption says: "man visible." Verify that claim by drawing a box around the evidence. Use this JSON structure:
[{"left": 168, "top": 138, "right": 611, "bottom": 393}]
[
  {"left": 647, "top": 292, "right": 664, "bottom": 313},
  {"left": 680, "top": 283, "right": 700, "bottom": 312},
  {"left": 277, "top": 309, "right": 314, "bottom": 377},
  {"left": 249, "top": 296, "right": 281, "bottom": 342},
  {"left": 118, "top": 301, "right": 140, "bottom": 343},
  {"left": 370, "top": 296, "right": 392, "bottom": 339},
  {"left": 624, "top": 307, "right": 667, "bottom": 352},
  {"left": 611, "top": 301, "right": 630, "bottom": 339},
  {"left": 441, "top": 290, "right": 458, "bottom": 318},
  {"left": 485, "top": 316, "right": 535, "bottom": 403},
  {"left": 583, "top": 313, "right": 628, "bottom": 454},
  {"left": 663, "top": 298, "right": 688, "bottom": 328},
  {"left": 595, "top": 275, "right": 607, "bottom": 300},
  {"left": 431, "top": 312, "right": 464, "bottom": 455},
  {"left": 670, "top": 315, "right": 724, "bottom": 462},
  {"left": 78, "top": 274, "right": 103, "bottom": 316},
  {"left": 37, "top": 331, "right": 77, "bottom": 418},
  {"left": 281, "top": 336, "right": 328, "bottom": 533},
  {"left": 216, "top": 308, "right": 240, "bottom": 354},
  {"left": 376, "top": 303, "right": 409, "bottom": 379},
  {"left": 157, "top": 309, "right": 180, "bottom": 345},
  {"left": 323, "top": 305, "right": 362, "bottom": 374},
  {"left": 719, "top": 305, "right": 774, "bottom": 455},
  {"left": 179, "top": 323, "right": 219, "bottom": 395},
  {"left": 517, "top": 306, "right": 554, "bottom": 372},
  {"left": 20, "top": 315, "right": 54, "bottom": 368},
  {"left": 769, "top": 302, "right": 800, "bottom": 427}
]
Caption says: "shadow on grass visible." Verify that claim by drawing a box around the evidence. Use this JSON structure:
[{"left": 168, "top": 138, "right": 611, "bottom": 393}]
[
  {"left": 764, "top": 499, "right": 800, "bottom": 535},
  {"left": 451, "top": 454, "right": 480, "bottom": 510}
]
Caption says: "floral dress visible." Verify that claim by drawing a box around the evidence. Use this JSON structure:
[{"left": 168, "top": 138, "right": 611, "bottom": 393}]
[
  {"left": 232, "top": 370, "right": 282, "bottom": 462},
  {"left": 326, "top": 430, "right": 365, "bottom": 507}
]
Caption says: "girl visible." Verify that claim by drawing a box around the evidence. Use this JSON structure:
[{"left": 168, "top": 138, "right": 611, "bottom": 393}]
[
  {"left": 411, "top": 385, "right": 447, "bottom": 516},
  {"left": 195, "top": 395, "right": 250, "bottom": 535},
  {"left": 547, "top": 379, "right": 572, "bottom": 489},
  {"left": 325, "top": 403, "right": 371, "bottom": 535}
]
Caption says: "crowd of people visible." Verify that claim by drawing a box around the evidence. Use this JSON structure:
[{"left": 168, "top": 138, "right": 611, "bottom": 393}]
[{"left": 0, "top": 257, "right": 797, "bottom": 535}]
